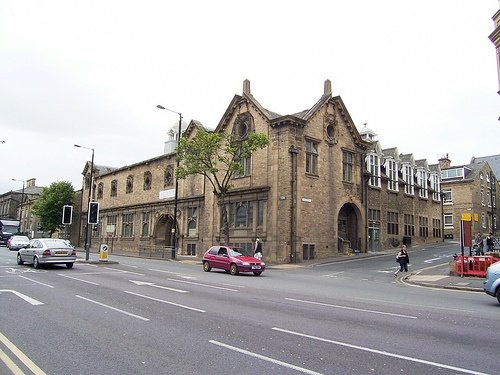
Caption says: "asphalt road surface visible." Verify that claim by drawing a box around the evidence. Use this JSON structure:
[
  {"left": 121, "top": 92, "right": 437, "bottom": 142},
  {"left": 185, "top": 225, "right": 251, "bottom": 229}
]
[{"left": 0, "top": 243, "right": 498, "bottom": 375}]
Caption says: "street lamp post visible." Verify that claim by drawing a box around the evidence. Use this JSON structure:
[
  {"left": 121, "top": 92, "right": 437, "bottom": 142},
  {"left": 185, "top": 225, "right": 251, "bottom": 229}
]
[
  {"left": 157, "top": 105, "right": 182, "bottom": 260},
  {"left": 11, "top": 179, "right": 25, "bottom": 234},
  {"left": 74, "top": 144, "right": 94, "bottom": 261}
]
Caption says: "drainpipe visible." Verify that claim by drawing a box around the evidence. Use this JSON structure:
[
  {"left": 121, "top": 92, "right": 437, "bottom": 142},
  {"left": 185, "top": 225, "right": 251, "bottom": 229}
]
[
  {"left": 361, "top": 152, "right": 369, "bottom": 252},
  {"left": 289, "top": 145, "right": 298, "bottom": 263}
]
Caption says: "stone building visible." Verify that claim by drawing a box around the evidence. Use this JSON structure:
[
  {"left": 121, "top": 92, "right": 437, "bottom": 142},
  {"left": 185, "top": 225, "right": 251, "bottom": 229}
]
[
  {"left": 361, "top": 126, "right": 443, "bottom": 251},
  {"left": 489, "top": 6, "right": 500, "bottom": 95},
  {"left": 0, "top": 178, "right": 44, "bottom": 236},
  {"left": 78, "top": 80, "right": 443, "bottom": 262},
  {"left": 439, "top": 155, "right": 498, "bottom": 241}
]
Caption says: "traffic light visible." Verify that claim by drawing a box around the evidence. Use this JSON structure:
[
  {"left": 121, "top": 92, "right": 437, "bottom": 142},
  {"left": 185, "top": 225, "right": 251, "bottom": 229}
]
[
  {"left": 62, "top": 205, "right": 73, "bottom": 225},
  {"left": 88, "top": 202, "right": 99, "bottom": 224}
]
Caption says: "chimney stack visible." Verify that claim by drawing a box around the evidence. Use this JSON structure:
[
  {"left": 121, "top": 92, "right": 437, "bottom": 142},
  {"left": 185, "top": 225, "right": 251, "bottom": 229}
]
[
  {"left": 243, "top": 79, "right": 251, "bottom": 96},
  {"left": 324, "top": 79, "right": 332, "bottom": 96}
]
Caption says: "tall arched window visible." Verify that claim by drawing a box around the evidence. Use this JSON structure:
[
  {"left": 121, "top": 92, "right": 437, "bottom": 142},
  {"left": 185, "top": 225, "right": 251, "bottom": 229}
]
[
  {"left": 164, "top": 167, "right": 173, "bottom": 187},
  {"left": 143, "top": 171, "right": 152, "bottom": 190},
  {"left": 126, "top": 175, "right": 134, "bottom": 194},
  {"left": 110, "top": 180, "right": 117, "bottom": 197},
  {"left": 97, "top": 182, "right": 104, "bottom": 199}
]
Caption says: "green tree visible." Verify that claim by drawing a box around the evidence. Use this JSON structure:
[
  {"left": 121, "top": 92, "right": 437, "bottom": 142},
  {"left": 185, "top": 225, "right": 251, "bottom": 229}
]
[
  {"left": 32, "top": 181, "right": 75, "bottom": 237},
  {"left": 176, "top": 130, "right": 269, "bottom": 244}
]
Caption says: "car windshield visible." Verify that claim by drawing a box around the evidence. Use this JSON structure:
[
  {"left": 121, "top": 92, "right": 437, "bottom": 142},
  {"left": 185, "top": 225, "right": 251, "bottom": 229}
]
[
  {"left": 228, "top": 248, "right": 252, "bottom": 257},
  {"left": 2, "top": 225, "right": 18, "bottom": 234},
  {"left": 12, "top": 236, "right": 29, "bottom": 241}
]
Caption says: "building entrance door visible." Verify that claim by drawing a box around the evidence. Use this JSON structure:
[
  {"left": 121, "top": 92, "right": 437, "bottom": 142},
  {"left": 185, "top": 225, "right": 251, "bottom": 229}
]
[
  {"left": 368, "top": 224, "right": 380, "bottom": 252},
  {"left": 154, "top": 215, "right": 174, "bottom": 247}
]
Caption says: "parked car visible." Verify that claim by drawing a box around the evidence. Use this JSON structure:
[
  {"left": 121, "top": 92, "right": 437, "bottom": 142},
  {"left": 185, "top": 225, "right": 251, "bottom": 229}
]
[
  {"left": 7, "top": 235, "right": 30, "bottom": 251},
  {"left": 202, "top": 245, "right": 265, "bottom": 276},
  {"left": 17, "top": 238, "right": 77, "bottom": 269},
  {"left": 483, "top": 260, "right": 500, "bottom": 304}
]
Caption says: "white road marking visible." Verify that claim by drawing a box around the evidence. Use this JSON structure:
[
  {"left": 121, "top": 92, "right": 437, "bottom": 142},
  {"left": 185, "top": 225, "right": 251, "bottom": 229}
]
[
  {"left": 129, "top": 280, "right": 188, "bottom": 293},
  {"left": 321, "top": 271, "right": 344, "bottom": 278},
  {"left": 0, "top": 289, "right": 44, "bottom": 305},
  {"left": 285, "top": 298, "right": 417, "bottom": 319},
  {"left": 0, "top": 331, "right": 47, "bottom": 375},
  {"left": 18, "top": 275, "right": 54, "bottom": 288},
  {"left": 424, "top": 257, "right": 442, "bottom": 263},
  {"left": 120, "top": 263, "right": 139, "bottom": 268},
  {"left": 124, "top": 290, "right": 205, "bottom": 313},
  {"left": 209, "top": 340, "right": 323, "bottom": 375},
  {"left": 58, "top": 274, "right": 99, "bottom": 285},
  {"left": 352, "top": 296, "right": 475, "bottom": 313},
  {"left": 272, "top": 328, "right": 491, "bottom": 375},
  {"left": 148, "top": 268, "right": 197, "bottom": 279},
  {"left": 167, "top": 278, "right": 238, "bottom": 292},
  {"left": 102, "top": 267, "right": 144, "bottom": 275},
  {"left": 75, "top": 295, "right": 150, "bottom": 321}
]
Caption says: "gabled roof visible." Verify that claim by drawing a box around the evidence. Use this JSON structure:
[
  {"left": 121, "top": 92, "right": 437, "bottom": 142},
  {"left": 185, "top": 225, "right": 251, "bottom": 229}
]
[
  {"left": 366, "top": 140, "right": 383, "bottom": 155},
  {"left": 428, "top": 163, "right": 441, "bottom": 174},
  {"left": 382, "top": 147, "right": 399, "bottom": 160},
  {"left": 399, "top": 153, "right": 415, "bottom": 165},
  {"left": 215, "top": 79, "right": 367, "bottom": 148},
  {"left": 82, "top": 162, "right": 118, "bottom": 176},
  {"left": 471, "top": 154, "right": 500, "bottom": 180},
  {"left": 183, "top": 119, "right": 207, "bottom": 138},
  {"left": 415, "top": 159, "right": 429, "bottom": 170}
]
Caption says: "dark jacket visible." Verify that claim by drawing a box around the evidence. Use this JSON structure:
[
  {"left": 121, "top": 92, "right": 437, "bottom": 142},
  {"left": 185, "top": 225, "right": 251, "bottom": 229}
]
[
  {"left": 254, "top": 241, "right": 263, "bottom": 254},
  {"left": 396, "top": 250, "right": 409, "bottom": 264}
]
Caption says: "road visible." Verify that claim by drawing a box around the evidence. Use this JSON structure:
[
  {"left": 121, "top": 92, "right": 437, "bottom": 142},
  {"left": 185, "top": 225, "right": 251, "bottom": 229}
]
[{"left": 0, "top": 243, "right": 498, "bottom": 375}]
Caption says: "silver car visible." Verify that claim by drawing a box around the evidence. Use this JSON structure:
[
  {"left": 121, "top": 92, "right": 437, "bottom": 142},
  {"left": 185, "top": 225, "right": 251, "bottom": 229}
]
[
  {"left": 7, "top": 235, "right": 30, "bottom": 251},
  {"left": 17, "top": 238, "right": 77, "bottom": 269},
  {"left": 483, "top": 261, "right": 500, "bottom": 304}
]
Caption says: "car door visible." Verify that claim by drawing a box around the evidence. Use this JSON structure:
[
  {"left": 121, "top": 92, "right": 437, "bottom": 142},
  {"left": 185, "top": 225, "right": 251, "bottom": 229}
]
[
  {"left": 30, "top": 240, "right": 42, "bottom": 259},
  {"left": 215, "top": 247, "right": 230, "bottom": 270}
]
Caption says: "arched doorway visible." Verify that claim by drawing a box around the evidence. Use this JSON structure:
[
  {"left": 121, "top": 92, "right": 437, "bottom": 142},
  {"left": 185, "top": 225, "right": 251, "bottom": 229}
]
[
  {"left": 338, "top": 203, "right": 360, "bottom": 251},
  {"left": 154, "top": 214, "right": 174, "bottom": 246}
]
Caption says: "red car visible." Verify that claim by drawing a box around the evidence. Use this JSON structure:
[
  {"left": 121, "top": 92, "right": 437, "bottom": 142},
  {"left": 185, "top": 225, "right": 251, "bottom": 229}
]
[{"left": 202, "top": 246, "right": 265, "bottom": 276}]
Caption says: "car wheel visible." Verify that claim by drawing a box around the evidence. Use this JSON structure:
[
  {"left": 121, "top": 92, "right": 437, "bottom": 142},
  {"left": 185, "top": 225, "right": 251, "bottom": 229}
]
[
  {"left": 253, "top": 271, "right": 262, "bottom": 276},
  {"left": 496, "top": 287, "right": 500, "bottom": 304},
  {"left": 16, "top": 253, "right": 24, "bottom": 265},
  {"left": 66, "top": 262, "right": 74, "bottom": 269},
  {"left": 202, "top": 261, "right": 211, "bottom": 272},
  {"left": 230, "top": 264, "right": 239, "bottom": 276},
  {"left": 33, "top": 257, "right": 41, "bottom": 269}
]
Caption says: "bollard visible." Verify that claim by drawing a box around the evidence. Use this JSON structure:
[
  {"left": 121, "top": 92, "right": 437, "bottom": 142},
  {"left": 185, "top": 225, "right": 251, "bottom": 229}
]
[{"left": 99, "top": 244, "right": 109, "bottom": 262}]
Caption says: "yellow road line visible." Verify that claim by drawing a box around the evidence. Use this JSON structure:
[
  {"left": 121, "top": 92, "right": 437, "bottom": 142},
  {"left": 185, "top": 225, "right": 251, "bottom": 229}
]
[
  {"left": 0, "top": 347, "right": 25, "bottom": 375},
  {"left": 0, "top": 332, "right": 46, "bottom": 375}
]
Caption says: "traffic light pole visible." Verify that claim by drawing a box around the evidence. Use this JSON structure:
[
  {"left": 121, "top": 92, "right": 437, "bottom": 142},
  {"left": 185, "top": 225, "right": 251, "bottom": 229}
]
[
  {"left": 85, "top": 150, "right": 95, "bottom": 261},
  {"left": 74, "top": 144, "right": 94, "bottom": 262}
]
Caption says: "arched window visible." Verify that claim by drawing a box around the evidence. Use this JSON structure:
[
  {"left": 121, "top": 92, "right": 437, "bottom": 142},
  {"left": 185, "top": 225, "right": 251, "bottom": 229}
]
[
  {"left": 126, "top": 175, "right": 134, "bottom": 194},
  {"left": 164, "top": 167, "right": 173, "bottom": 187},
  {"left": 97, "top": 182, "right": 104, "bottom": 199},
  {"left": 111, "top": 180, "right": 117, "bottom": 197},
  {"left": 143, "top": 171, "right": 152, "bottom": 190},
  {"left": 235, "top": 204, "right": 247, "bottom": 227}
]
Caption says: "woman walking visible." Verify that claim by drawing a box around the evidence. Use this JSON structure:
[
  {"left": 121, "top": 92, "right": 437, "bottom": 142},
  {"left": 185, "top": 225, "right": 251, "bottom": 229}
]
[
  {"left": 254, "top": 238, "right": 263, "bottom": 260},
  {"left": 394, "top": 244, "right": 409, "bottom": 277}
]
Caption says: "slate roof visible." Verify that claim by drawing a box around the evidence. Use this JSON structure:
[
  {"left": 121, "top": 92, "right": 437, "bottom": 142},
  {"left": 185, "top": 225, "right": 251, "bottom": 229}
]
[{"left": 471, "top": 154, "right": 500, "bottom": 180}]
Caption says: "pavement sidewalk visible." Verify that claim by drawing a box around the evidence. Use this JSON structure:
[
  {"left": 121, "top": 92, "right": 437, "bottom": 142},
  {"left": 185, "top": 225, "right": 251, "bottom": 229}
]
[
  {"left": 271, "top": 249, "right": 486, "bottom": 292},
  {"left": 403, "top": 262, "right": 484, "bottom": 292}
]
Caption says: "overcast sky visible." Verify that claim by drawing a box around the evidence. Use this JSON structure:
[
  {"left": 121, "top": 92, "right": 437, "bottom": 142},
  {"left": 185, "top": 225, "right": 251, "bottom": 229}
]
[{"left": 1, "top": 0, "right": 499, "bottom": 194}]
